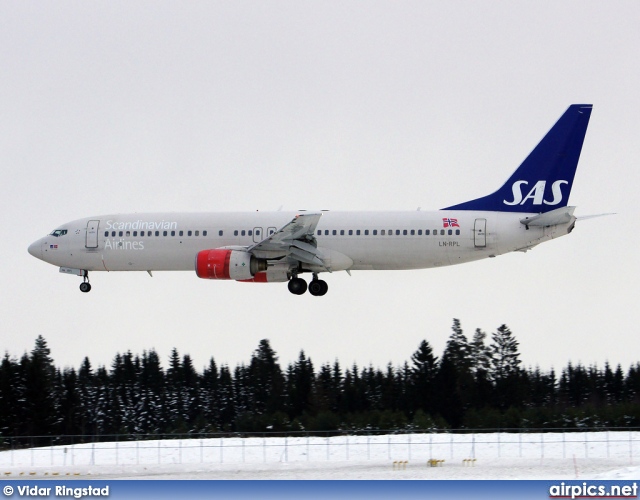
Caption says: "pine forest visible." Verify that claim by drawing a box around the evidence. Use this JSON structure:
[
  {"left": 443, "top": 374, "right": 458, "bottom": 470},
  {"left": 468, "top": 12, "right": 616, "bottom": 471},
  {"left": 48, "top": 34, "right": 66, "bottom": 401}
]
[{"left": 1, "top": 319, "right": 639, "bottom": 445}]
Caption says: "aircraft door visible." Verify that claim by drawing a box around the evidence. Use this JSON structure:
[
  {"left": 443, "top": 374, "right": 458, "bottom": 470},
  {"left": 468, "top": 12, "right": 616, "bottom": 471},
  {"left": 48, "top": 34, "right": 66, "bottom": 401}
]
[
  {"left": 474, "top": 218, "right": 486, "bottom": 248},
  {"left": 253, "top": 227, "right": 263, "bottom": 243},
  {"left": 86, "top": 220, "right": 100, "bottom": 248}
]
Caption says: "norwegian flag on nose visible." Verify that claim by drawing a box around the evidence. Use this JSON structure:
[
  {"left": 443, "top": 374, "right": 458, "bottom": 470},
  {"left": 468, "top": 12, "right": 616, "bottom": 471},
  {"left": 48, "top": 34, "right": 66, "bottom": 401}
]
[{"left": 442, "top": 218, "right": 460, "bottom": 228}]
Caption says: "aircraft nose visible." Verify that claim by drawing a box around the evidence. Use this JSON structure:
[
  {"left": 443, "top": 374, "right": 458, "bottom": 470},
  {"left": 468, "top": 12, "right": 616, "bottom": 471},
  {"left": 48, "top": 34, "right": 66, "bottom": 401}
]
[{"left": 28, "top": 239, "right": 42, "bottom": 259}]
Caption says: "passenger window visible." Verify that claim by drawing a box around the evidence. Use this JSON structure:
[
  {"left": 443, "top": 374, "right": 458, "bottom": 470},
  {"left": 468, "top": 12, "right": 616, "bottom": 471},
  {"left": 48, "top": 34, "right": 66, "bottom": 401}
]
[
  {"left": 448, "top": 229, "right": 452, "bottom": 235},
  {"left": 112, "top": 231, "right": 116, "bottom": 237},
  {"left": 203, "top": 231, "right": 207, "bottom": 236},
  {"left": 403, "top": 230, "right": 408, "bottom": 235},
  {"left": 195, "top": 230, "right": 200, "bottom": 236},
  {"left": 325, "top": 230, "right": 329, "bottom": 235},
  {"left": 373, "top": 230, "right": 377, "bottom": 235},
  {"left": 410, "top": 230, "right": 415, "bottom": 235},
  {"left": 389, "top": 230, "right": 393, "bottom": 235},
  {"left": 332, "top": 230, "right": 337, "bottom": 235},
  {"left": 348, "top": 230, "right": 353, "bottom": 235},
  {"left": 425, "top": 230, "right": 430, "bottom": 235},
  {"left": 234, "top": 230, "right": 238, "bottom": 236},
  {"left": 163, "top": 231, "right": 167, "bottom": 236},
  {"left": 418, "top": 230, "right": 422, "bottom": 235},
  {"left": 219, "top": 230, "right": 223, "bottom": 236},
  {"left": 119, "top": 231, "right": 123, "bottom": 237},
  {"left": 248, "top": 230, "right": 252, "bottom": 236},
  {"left": 455, "top": 229, "right": 460, "bottom": 235},
  {"left": 104, "top": 231, "right": 109, "bottom": 237},
  {"left": 381, "top": 230, "right": 385, "bottom": 235},
  {"left": 171, "top": 230, "right": 175, "bottom": 236},
  {"left": 188, "top": 230, "right": 192, "bottom": 237},
  {"left": 340, "top": 230, "right": 345, "bottom": 235},
  {"left": 317, "top": 230, "right": 321, "bottom": 236},
  {"left": 241, "top": 230, "right": 246, "bottom": 236},
  {"left": 155, "top": 231, "right": 159, "bottom": 236},
  {"left": 179, "top": 231, "right": 184, "bottom": 237},
  {"left": 126, "top": 231, "right": 131, "bottom": 237},
  {"left": 133, "top": 231, "right": 138, "bottom": 237},
  {"left": 440, "top": 230, "right": 445, "bottom": 235},
  {"left": 396, "top": 230, "right": 400, "bottom": 235}
]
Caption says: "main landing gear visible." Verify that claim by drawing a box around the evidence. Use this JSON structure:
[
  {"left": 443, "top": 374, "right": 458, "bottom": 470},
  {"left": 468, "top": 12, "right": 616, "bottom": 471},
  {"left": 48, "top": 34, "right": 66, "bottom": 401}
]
[
  {"left": 288, "top": 274, "right": 328, "bottom": 296},
  {"left": 79, "top": 271, "right": 91, "bottom": 293}
]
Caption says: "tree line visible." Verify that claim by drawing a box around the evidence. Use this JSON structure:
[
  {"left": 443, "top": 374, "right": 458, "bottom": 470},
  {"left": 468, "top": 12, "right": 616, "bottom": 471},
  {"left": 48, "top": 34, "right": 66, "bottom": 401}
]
[{"left": 1, "top": 319, "right": 639, "bottom": 442}]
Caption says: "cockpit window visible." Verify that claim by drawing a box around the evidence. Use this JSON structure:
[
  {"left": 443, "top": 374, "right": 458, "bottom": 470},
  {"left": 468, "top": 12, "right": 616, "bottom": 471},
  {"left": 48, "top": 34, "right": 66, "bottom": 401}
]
[{"left": 49, "top": 229, "right": 68, "bottom": 237}]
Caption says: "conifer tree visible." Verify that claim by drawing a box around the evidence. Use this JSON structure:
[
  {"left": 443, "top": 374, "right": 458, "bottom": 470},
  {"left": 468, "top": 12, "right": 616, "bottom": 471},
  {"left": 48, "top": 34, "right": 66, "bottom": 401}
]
[
  {"left": 0, "top": 353, "right": 22, "bottom": 436},
  {"left": 468, "top": 328, "right": 493, "bottom": 410},
  {"left": 108, "top": 351, "right": 140, "bottom": 434},
  {"left": 286, "top": 350, "right": 315, "bottom": 419},
  {"left": 77, "top": 357, "right": 99, "bottom": 435},
  {"left": 409, "top": 340, "right": 438, "bottom": 415},
  {"left": 380, "top": 363, "right": 400, "bottom": 412},
  {"left": 313, "top": 362, "right": 336, "bottom": 413},
  {"left": 469, "top": 328, "right": 492, "bottom": 377},
  {"left": 490, "top": 324, "right": 522, "bottom": 381},
  {"left": 58, "top": 367, "right": 79, "bottom": 435},
  {"left": 217, "top": 365, "right": 236, "bottom": 429},
  {"left": 201, "top": 357, "right": 220, "bottom": 430},
  {"left": 23, "top": 336, "right": 59, "bottom": 439},
  {"left": 248, "top": 339, "right": 285, "bottom": 417},
  {"left": 625, "top": 363, "right": 640, "bottom": 402},
  {"left": 435, "top": 320, "right": 475, "bottom": 426},
  {"left": 136, "top": 350, "right": 165, "bottom": 434},
  {"left": 445, "top": 319, "right": 471, "bottom": 370},
  {"left": 180, "top": 354, "right": 202, "bottom": 431},
  {"left": 490, "top": 324, "right": 524, "bottom": 411}
]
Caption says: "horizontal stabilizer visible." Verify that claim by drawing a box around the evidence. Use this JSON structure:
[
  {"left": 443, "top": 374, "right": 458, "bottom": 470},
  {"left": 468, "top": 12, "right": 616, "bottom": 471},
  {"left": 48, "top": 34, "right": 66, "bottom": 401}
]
[
  {"left": 576, "top": 213, "right": 616, "bottom": 221},
  {"left": 520, "top": 206, "right": 576, "bottom": 227}
]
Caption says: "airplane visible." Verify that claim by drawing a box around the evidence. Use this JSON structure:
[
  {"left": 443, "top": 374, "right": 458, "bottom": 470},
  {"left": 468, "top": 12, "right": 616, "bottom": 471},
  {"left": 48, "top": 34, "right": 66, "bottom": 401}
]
[{"left": 28, "top": 104, "right": 594, "bottom": 296}]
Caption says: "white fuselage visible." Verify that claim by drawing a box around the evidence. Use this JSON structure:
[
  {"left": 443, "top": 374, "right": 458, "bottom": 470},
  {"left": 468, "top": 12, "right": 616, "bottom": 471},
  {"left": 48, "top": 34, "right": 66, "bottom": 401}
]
[{"left": 28, "top": 210, "right": 573, "bottom": 274}]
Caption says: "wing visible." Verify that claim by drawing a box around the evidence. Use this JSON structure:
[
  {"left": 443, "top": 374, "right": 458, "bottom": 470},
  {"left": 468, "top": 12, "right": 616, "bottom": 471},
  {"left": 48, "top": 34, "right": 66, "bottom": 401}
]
[
  {"left": 520, "top": 206, "right": 576, "bottom": 227},
  {"left": 249, "top": 212, "right": 326, "bottom": 268}
]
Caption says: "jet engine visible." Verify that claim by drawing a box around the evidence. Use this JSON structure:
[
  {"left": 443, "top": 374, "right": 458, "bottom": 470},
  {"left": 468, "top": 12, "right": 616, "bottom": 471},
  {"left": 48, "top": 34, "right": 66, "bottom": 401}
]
[{"left": 195, "top": 249, "right": 267, "bottom": 280}]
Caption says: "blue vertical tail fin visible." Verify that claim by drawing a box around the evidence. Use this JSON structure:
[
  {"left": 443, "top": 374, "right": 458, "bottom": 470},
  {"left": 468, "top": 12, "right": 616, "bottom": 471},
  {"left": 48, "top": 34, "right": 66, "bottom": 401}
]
[{"left": 443, "top": 104, "right": 592, "bottom": 213}]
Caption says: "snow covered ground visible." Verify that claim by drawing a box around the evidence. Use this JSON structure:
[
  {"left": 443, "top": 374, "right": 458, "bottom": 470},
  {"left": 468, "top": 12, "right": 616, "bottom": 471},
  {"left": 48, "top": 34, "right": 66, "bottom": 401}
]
[{"left": 1, "top": 432, "right": 638, "bottom": 480}]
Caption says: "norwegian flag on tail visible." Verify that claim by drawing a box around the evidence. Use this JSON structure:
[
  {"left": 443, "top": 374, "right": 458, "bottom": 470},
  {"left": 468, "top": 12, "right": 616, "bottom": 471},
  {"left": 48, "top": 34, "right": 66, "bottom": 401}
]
[{"left": 442, "top": 218, "right": 460, "bottom": 228}]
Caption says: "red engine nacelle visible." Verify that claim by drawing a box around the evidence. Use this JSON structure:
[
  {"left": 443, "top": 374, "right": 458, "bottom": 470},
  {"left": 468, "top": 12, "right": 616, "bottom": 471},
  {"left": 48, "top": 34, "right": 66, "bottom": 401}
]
[{"left": 195, "top": 249, "right": 266, "bottom": 281}]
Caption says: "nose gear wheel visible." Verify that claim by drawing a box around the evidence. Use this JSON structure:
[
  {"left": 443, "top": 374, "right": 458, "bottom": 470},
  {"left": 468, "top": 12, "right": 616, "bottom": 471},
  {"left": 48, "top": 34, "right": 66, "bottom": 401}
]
[{"left": 79, "top": 271, "right": 91, "bottom": 293}]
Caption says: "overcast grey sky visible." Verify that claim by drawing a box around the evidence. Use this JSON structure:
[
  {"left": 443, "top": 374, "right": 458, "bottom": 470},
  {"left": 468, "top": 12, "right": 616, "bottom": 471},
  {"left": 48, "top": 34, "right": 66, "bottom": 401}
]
[{"left": 1, "top": 1, "right": 638, "bottom": 373}]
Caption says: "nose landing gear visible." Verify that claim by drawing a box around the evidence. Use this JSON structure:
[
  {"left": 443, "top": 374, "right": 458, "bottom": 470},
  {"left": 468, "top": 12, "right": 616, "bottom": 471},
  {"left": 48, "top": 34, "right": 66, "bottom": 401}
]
[{"left": 79, "top": 271, "right": 91, "bottom": 293}]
